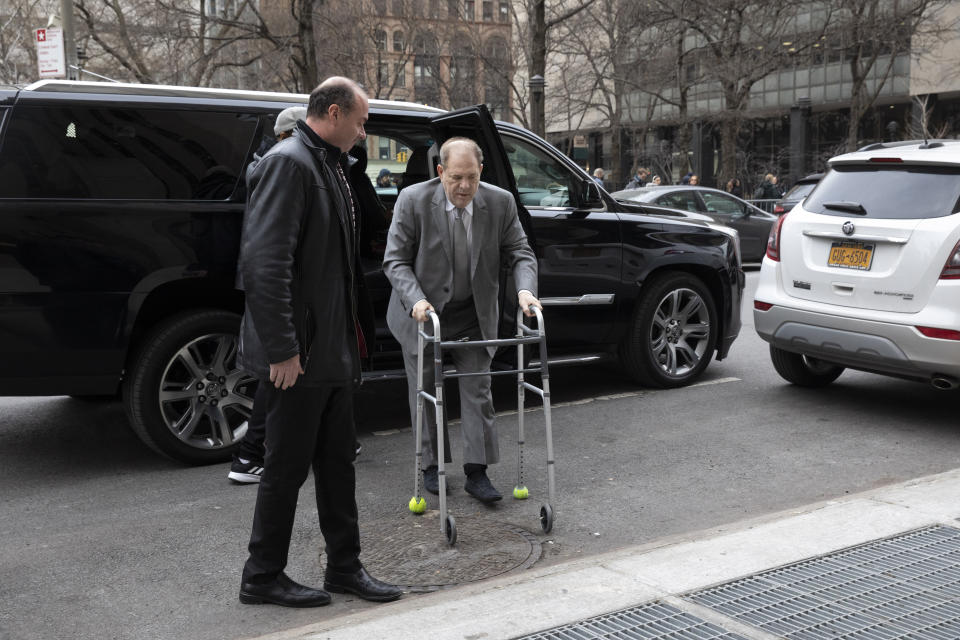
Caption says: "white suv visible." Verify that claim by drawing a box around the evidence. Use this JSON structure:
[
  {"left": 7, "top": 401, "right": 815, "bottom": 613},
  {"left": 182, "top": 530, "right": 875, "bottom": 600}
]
[{"left": 754, "top": 140, "right": 960, "bottom": 390}]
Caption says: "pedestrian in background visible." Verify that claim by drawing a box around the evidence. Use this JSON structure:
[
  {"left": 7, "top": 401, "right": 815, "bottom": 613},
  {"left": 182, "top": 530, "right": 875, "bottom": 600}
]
[
  {"left": 237, "top": 77, "right": 401, "bottom": 608},
  {"left": 725, "top": 177, "right": 743, "bottom": 198},
  {"left": 755, "top": 173, "right": 781, "bottom": 200},
  {"left": 624, "top": 167, "right": 649, "bottom": 189},
  {"left": 592, "top": 167, "right": 605, "bottom": 186}
]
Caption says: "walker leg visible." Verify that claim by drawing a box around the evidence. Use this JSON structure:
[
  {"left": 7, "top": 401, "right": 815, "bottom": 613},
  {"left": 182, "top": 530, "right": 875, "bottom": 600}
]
[
  {"left": 514, "top": 333, "right": 528, "bottom": 500},
  {"left": 409, "top": 325, "right": 427, "bottom": 514}
]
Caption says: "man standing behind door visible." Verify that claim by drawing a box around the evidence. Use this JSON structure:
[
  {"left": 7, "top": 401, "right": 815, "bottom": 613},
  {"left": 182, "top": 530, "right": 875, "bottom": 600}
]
[{"left": 383, "top": 137, "right": 540, "bottom": 503}]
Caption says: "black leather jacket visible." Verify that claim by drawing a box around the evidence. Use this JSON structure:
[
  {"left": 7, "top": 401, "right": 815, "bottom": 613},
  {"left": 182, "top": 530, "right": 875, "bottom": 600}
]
[{"left": 237, "top": 120, "right": 362, "bottom": 386}]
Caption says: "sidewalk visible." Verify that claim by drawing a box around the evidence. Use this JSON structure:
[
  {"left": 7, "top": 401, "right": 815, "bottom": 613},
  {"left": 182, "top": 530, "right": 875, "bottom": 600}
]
[{"left": 248, "top": 468, "right": 960, "bottom": 640}]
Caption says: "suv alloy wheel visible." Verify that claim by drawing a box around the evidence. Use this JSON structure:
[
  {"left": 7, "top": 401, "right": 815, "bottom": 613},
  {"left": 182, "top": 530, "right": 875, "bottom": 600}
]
[{"left": 123, "top": 310, "right": 257, "bottom": 463}]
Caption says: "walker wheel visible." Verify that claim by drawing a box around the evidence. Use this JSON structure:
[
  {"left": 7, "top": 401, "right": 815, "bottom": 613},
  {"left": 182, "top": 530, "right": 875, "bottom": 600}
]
[
  {"left": 445, "top": 515, "right": 457, "bottom": 546},
  {"left": 539, "top": 503, "right": 554, "bottom": 534}
]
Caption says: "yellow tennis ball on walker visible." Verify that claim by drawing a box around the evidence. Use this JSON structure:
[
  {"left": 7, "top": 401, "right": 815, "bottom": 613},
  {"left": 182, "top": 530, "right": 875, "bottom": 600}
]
[
  {"left": 408, "top": 496, "right": 427, "bottom": 514},
  {"left": 513, "top": 486, "right": 530, "bottom": 499}
]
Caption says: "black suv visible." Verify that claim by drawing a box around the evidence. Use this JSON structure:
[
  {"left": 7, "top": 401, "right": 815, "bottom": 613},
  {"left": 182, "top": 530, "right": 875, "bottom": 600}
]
[{"left": 0, "top": 80, "right": 743, "bottom": 463}]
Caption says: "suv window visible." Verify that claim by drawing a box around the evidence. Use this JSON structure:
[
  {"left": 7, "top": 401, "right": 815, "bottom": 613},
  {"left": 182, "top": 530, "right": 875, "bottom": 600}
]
[
  {"left": 782, "top": 181, "right": 817, "bottom": 200},
  {"left": 503, "top": 135, "right": 576, "bottom": 207},
  {"left": 804, "top": 165, "right": 960, "bottom": 220},
  {"left": 0, "top": 106, "right": 258, "bottom": 200}
]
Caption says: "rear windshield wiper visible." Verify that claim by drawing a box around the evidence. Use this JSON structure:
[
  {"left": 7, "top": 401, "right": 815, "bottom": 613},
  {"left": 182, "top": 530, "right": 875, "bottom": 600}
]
[{"left": 822, "top": 201, "right": 867, "bottom": 215}]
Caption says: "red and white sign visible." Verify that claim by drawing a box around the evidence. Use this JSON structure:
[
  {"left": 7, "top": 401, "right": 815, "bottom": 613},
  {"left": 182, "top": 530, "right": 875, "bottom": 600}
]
[{"left": 36, "top": 28, "right": 66, "bottom": 79}]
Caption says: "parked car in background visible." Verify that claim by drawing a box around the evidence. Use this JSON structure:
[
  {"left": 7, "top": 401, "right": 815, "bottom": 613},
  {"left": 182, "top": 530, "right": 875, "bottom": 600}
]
[
  {"left": 755, "top": 140, "right": 960, "bottom": 390},
  {"left": 773, "top": 173, "right": 823, "bottom": 215},
  {"left": 0, "top": 80, "right": 743, "bottom": 464},
  {"left": 612, "top": 185, "right": 777, "bottom": 262}
]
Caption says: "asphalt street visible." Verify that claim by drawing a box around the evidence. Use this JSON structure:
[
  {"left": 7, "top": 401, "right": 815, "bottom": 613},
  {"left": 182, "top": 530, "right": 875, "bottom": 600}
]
[{"left": 3, "top": 268, "right": 960, "bottom": 640}]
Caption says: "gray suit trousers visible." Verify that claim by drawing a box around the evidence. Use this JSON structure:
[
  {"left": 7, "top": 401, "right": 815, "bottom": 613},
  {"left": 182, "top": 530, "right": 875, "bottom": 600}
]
[{"left": 403, "top": 298, "right": 499, "bottom": 469}]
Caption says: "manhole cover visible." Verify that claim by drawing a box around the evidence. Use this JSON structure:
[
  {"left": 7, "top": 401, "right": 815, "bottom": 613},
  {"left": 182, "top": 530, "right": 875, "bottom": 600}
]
[{"left": 356, "top": 511, "right": 542, "bottom": 591}]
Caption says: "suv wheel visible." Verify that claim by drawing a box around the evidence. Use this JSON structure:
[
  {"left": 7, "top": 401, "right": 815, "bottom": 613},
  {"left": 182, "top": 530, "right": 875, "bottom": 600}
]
[
  {"left": 123, "top": 310, "right": 257, "bottom": 464},
  {"left": 621, "top": 272, "right": 718, "bottom": 388},
  {"left": 769, "top": 345, "right": 844, "bottom": 387}
]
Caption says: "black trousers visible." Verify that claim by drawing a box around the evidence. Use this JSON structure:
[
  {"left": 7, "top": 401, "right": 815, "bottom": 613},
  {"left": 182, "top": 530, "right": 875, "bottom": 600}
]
[
  {"left": 241, "top": 383, "right": 361, "bottom": 584},
  {"left": 236, "top": 383, "right": 268, "bottom": 463}
]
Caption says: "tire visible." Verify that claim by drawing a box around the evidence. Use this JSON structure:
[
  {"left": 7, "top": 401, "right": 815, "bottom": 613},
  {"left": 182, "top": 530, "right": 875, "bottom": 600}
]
[
  {"left": 123, "top": 310, "right": 257, "bottom": 464},
  {"left": 769, "top": 345, "right": 844, "bottom": 387},
  {"left": 620, "top": 272, "right": 718, "bottom": 388}
]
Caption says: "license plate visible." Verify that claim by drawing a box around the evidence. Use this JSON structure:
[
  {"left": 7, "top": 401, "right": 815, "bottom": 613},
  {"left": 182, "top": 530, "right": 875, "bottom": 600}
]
[{"left": 827, "top": 241, "right": 875, "bottom": 270}]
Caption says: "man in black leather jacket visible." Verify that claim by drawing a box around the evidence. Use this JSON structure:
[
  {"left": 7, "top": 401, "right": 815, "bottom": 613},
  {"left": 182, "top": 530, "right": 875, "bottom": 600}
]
[{"left": 236, "top": 77, "right": 401, "bottom": 608}]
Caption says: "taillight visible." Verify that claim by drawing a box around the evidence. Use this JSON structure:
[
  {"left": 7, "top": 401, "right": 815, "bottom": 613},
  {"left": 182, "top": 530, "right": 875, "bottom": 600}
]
[
  {"left": 754, "top": 300, "right": 773, "bottom": 311},
  {"left": 940, "top": 239, "right": 960, "bottom": 279},
  {"left": 917, "top": 326, "right": 960, "bottom": 340},
  {"left": 766, "top": 212, "right": 787, "bottom": 261},
  {"left": 773, "top": 204, "right": 785, "bottom": 214}
]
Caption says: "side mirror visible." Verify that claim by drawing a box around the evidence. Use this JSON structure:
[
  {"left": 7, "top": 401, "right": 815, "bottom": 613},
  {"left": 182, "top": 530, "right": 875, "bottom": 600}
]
[{"left": 581, "top": 180, "right": 604, "bottom": 208}]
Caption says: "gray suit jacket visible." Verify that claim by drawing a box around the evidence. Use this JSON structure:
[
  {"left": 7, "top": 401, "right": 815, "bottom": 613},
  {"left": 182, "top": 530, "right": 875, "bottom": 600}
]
[{"left": 383, "top": 178, "right": 538, "bottom": 355}]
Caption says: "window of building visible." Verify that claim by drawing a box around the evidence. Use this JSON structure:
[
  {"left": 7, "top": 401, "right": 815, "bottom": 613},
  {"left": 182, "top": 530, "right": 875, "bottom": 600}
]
[
  {"left": 392, "top": 0, "right": 404, "bottom": 15},
  {"left": 498, "top": 0, "right": 509, "bottom": 22},
  {"left": 372, "top": 0, "right": 387, "bottom": 15},
  {"left": 0, "top": 106, "right": 257, "bottom": 200},
  {"left": 450, "top": 39, "right": 477, "bottom": 107},
  {"left": 464, "top": 0, "right": 475, "bottom": 20},
  {"left": 482, "top": 35, "right": 509, "bottom": 120},
  {"left": 413, "top": 34, "right": 441, "bottom": 105},
  {"left": 394, "top": 62, "right": 406, "bottom": 87},
  {"left": 393, "top": 30, "right": 404, "bottom": 53},
  {"left": 411, "top": 0, "right": 423, "bottom": 16},
  {"left": 482, "top": 0, "right": 492, "bottom": 21},
  {"left": 448, "top": 0, "right": 459, "bottom": 18},
  {"left": 378, "top": 62, "right": 389, "bottom": 86},
  {"left": 375, "top": 29, "right": 387, "bottom": 51},
  {"left": 429, "top": 0, "right": 440, "bottom": 18}
]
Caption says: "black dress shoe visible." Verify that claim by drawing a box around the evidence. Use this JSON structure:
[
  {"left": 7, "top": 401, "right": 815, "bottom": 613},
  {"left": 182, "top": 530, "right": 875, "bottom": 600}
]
[
  {"left": 324, "top": 566, "right": 403, "bottom": 602},
  {"left": 422, "top": 466, "right": 451, "bottom": 495},
  {"left": 464, "top": 471, "right": 502, "bottom": 503},
  {"left": 239, "top": 572, "right": 331, "bottom": 607}
]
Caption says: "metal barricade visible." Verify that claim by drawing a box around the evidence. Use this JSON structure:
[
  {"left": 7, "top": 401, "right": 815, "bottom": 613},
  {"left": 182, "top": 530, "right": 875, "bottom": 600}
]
[{"left": 408, "top": 306, "right": 556, "bottom": 546}]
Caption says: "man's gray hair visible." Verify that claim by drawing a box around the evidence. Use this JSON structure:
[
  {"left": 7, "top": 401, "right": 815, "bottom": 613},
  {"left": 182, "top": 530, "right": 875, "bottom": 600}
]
[{"left": 439, "top": 137, "right": 483, "bottom": 168}]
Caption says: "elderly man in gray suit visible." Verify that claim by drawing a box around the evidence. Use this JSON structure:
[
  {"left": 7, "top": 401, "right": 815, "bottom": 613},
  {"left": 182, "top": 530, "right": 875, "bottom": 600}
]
[{"left": 383, "top": 137, "right": 540, "bottom": 503}]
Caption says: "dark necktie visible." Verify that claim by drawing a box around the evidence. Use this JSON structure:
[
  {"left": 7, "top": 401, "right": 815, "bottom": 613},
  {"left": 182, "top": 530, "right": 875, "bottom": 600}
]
[{"left": 452, "top": 208, "right": 470, "bottom": 301}]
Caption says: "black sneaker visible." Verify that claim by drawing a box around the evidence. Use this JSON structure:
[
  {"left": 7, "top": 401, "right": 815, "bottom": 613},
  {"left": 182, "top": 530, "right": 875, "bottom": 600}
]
[{"left": 228, "top": 457, "right": 263, "bottom": 484}]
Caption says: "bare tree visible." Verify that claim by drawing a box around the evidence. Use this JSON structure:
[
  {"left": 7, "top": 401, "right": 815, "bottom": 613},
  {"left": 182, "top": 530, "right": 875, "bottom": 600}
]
[
  {"left": 665, "top": 0, "right": 829, "bottom": 185},
  {"left": 513, "top": 0, "right": 595, "bottom": 135},
  {"left": 833, "top": 0, "right": 951, "bottom": 151}
]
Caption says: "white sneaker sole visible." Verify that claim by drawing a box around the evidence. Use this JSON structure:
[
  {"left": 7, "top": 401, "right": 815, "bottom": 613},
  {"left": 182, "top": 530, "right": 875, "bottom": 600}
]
[{"left": 228, "top": 470, "right": 263, "bottom": 484}]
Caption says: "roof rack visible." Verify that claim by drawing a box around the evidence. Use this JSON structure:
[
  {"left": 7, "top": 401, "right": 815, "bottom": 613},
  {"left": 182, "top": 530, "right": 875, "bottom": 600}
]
[
  {"left": 21, "top": 79, "right": 444, "bottom": 113},
  {"left": 857, "top": 139, "right": 954, "bottom": 152}
]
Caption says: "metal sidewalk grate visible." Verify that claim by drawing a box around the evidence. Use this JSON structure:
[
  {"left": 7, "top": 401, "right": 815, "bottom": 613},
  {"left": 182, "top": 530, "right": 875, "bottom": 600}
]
[
  {"left": 514, "top": 601, "right": 750, "bottom": 640},
  {"left": 688, "top": 525, "right": 960, "bottom": 639}
]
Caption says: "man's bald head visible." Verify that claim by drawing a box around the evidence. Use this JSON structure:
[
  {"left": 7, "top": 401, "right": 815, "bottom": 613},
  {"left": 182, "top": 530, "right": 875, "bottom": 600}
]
[{"left": 307, "top": 77, "right": 366, "bottom": 119}]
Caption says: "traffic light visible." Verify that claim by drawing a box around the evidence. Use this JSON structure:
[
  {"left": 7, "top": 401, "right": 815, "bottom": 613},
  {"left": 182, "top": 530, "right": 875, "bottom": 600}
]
[{"left": 396, "top": 150, "right": 408, "bottom": 163}]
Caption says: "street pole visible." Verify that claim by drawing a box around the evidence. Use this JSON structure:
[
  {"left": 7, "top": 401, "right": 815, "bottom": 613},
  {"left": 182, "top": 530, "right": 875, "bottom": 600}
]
[
  {"left": 60, "top": 0, "right": 79, "bottom": 80},
  {"left": 529, "top": 75, "right": 545, "bottom": 138}
]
